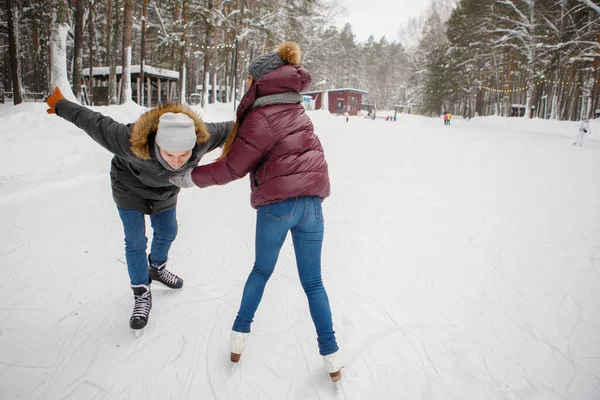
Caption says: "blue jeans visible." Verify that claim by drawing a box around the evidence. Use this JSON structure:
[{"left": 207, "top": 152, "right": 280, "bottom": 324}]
[
  {"left": 232, "top": 196, "right": 339, "bottom": 356},
  {"left": 117, "top": 207, "right": 178, "bottom": 286}
]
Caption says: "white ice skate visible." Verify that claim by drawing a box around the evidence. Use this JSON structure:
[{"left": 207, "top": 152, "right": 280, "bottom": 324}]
[
  {"left": 323, "top": 351, "right": 343, "bottom": 382},
  {"left": 229, "top": 331, "right": 249, "bottom": 363}
]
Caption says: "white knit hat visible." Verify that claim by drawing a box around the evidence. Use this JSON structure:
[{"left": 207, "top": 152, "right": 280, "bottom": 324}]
[{"left": 156, "top": 112, "right": 196, "bottom": 151}]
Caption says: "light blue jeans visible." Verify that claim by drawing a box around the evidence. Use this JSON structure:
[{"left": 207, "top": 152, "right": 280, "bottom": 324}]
[
  {"left": 232, "top": 196, "right": 339, "bottom": 356},
  {"left": 117, "top": 207, "right": 178, "bottom": 286}
]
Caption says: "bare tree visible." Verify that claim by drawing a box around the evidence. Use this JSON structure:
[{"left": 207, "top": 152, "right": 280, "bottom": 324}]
[
  {"left": 578, "top": 0, "right": 600, "bottom": 14},
  {"left": 6, "top": 0, "right": 22, "bottom": 104}
]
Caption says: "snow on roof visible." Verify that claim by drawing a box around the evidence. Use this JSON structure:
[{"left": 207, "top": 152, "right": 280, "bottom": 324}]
[
  {"left": 302, "top": 88, "right": 369, "bottom": 95},
  {"left": 82, "top": 65, "right": 179, "bottom": 79}
]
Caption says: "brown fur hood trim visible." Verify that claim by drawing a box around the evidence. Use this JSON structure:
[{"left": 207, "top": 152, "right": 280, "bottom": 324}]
[{"left": 130, "top": 103, "right": 210, "bottom": 160}]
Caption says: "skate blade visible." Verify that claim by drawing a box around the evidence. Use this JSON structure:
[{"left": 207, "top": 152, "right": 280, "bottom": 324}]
[
  {"left": 133, "top": 329, "right": 143, "bottom": 338},
  {"left": 230, "top": 362, "right": 239, "bottom": 372}
]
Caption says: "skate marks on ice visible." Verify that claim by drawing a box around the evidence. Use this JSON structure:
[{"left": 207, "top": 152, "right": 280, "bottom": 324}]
[
  {"left": 0, "top": 173, "right": 107, "bottom": 207},
  {"left": 200, "top": 288, "right": 348, "bottom": 400}
]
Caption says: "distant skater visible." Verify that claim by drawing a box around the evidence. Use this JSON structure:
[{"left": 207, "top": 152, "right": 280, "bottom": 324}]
[{"left": 573, "top": 118, "right": 592, "bottom": 146}]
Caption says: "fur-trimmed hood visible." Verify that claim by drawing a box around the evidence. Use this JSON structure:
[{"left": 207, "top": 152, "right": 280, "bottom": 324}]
[{"left": 130, "top": 103, "right": 210, "bottom": 160}]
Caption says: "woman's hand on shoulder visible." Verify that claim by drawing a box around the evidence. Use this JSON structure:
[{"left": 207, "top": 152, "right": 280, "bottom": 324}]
[{"left": 169, "top": 168, "right": 195, "bottom": 188}]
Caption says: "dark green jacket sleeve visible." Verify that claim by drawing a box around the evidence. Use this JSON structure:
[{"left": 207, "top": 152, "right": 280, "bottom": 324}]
[
  {"left": 205, "top": 121, "right": 234, "bottom": 152},
  {"left": 55, "top": 99, "right": 133, "bottom": 159}
]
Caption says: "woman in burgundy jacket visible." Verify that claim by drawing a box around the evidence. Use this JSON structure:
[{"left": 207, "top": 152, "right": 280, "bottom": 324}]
[{"left": 171, "top": 42, "right": 342, "bottom": 382}]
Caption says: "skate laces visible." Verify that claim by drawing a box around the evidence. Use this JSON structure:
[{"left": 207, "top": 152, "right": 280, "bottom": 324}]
[
  {"left": 155, "top": 266, "right": 180, "bottom": 286},
  {"left": 323, "top": 352, "right": 342, "bottom": 373},
  {"left": 229, "top": 331, "right": 249, "bottom": 354},
  {"left": 132, "top": 290, "right": 151, "bottom": 319}
]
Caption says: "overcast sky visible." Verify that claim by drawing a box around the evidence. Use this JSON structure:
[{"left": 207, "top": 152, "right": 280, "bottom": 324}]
[{"left": 335, "top": 0, "right": 429, "bottom": 43}]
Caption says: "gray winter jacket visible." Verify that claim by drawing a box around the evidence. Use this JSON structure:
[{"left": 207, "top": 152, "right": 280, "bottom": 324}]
[{"left": 55, "top": 99, "right": 233, "bottom": 215}]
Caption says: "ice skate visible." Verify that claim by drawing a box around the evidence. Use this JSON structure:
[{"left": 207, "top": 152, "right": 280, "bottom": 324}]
[
  {"left": 130, "top": 284, "right": 152, "bottom": 330},
  {"left": 148, "top": 256, "right": 183, "bottom": 289},
  {"left": 229, "top": 331, "right": 250, "bottom": 362},
  {"left": 323, "top": 351, "right": 343, "bottom": 382}
]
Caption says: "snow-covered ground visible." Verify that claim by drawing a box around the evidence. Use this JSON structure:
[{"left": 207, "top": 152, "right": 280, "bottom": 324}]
[{"left": 1, "top": 102, "right": 599, "bottom": 400}]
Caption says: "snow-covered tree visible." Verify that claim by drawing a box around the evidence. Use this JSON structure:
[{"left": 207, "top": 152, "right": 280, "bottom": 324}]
[
  {"left": 72, "top": 0, "right": 84, "bottom": 102},
  {"left": 49, "top": 0, "right": 77, "bottom": 102},
  {"left": 120, "top": 0, "right": 133, "bottom": 103}
]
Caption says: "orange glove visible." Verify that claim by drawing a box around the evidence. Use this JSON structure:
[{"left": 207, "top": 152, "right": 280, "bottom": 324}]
[{"left": 46, "top": 86, "right": 65, "bottom": 114}]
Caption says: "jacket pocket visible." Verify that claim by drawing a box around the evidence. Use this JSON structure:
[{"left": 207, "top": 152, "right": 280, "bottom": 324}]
[{"left": 266, "top": 198, "right": 298, "bottom": 221}]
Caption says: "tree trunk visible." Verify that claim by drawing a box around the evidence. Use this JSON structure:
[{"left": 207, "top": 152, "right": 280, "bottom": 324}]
[
  {"left": 88, "top": 0, "right": 94, "bottom": 105},
  {"left": 232, "top": 38, "right": 239, "bottom": 108},
  {"left": 105, "top": 0, "right": 112, "bottom": 65},
  {"left": 589, "top": 33, "right": 600, "bottom": 119},
  {"left": 49, "top": 0, "right": 77, "bottom": 101},
  {"left": 201, "top": 4, "right": 213, "bottom": 108},
  {"left": 32, "top": 18, "right": 41, "bottom": 93},
  {"left": 179, "top": 0, "right": 188, "bottom": 104},
  {"left": 210, "top": 26, "right": 218, "bottom": 104},
  {"left": 108, "top": 0, "right": 119, "bottom": 105},
  {"left": 121, "top": 0, "right": 133, "bottom": 103},
  {"left": 6, "top": 0, "right": 22, "bottom": 105},
  {"left": 72, "top": 0, "right": 84, "bottom": 102},
  {"left": 140, "top": 0, "right": 149, "bottom": 106},
  {"left": 523, "top": 1, "right": 535, "bottom": 119}
]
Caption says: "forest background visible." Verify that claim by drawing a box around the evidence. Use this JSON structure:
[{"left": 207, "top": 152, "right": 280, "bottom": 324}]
[{"left": 1, "top": 0, "right": 599, "bottom": 120}]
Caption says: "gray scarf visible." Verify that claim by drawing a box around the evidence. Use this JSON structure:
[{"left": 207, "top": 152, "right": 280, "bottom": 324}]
[
  {"left": 154, "top": 141, "right": 189, "bottom": 172},
  {"left": 251, "top": 92, "right": 303, "bottom": 110}
]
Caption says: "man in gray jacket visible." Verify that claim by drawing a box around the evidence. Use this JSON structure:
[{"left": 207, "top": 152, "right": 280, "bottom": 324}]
[{"left": 46, "top": 87, "right": 233, "bottom": 331}]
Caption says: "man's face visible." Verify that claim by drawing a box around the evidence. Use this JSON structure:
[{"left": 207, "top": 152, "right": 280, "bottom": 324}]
[{"left": 159, "top": 148, "right": 192, "bottom": 170}]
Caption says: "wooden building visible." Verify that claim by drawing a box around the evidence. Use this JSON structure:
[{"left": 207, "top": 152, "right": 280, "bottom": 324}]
[
  {"left": 82, "top": 65, "right": 179, "bottom": 106},
  {"left": 302, "top": 88, "right": 368, "bottom": 115}
]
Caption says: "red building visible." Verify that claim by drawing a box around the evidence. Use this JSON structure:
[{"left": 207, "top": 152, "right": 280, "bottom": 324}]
[{"left": 302, "top": 88, "right": 368, "bottom": 115}]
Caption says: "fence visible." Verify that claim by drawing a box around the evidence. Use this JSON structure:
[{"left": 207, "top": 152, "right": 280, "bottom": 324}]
[{"left": 3, "top": 92, "right": 47, "bottom": 102}]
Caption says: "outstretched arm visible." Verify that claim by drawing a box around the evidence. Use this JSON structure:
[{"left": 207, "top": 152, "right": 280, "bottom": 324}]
[
  {"left": 47, "top": 87, "right": 133, "bottom": 158},
  {"left": 192, "top": 113, "right": 273, "bottom": 188}
]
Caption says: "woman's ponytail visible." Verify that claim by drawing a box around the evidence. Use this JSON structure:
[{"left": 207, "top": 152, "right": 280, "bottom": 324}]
[{"left": 217, "top": 120, "right": 240, "bottom": 161}]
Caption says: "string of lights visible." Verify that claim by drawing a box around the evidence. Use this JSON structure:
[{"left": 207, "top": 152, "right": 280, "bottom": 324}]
[
  {"left": 426, "top": 79, "right": 598, "bottom": 95},
  {"left": 480, "top": 79, "right": 599, "bottom": 94},
  {"left": 189, "top": 43, "right": 236, "bottom": 50}
]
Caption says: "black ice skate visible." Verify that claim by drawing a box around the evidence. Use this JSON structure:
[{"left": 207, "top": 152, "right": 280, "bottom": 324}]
[
  {"left": 148, "top": 256, "right": 184, "bottom": 289},
  {"left": 130, "top": 284, "right": 152, "bottom": 330}
]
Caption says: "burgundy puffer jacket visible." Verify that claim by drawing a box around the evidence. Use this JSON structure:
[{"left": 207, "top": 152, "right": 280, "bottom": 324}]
[{"left": 190, "top": 64, "right": 330, "bottom": 208}]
